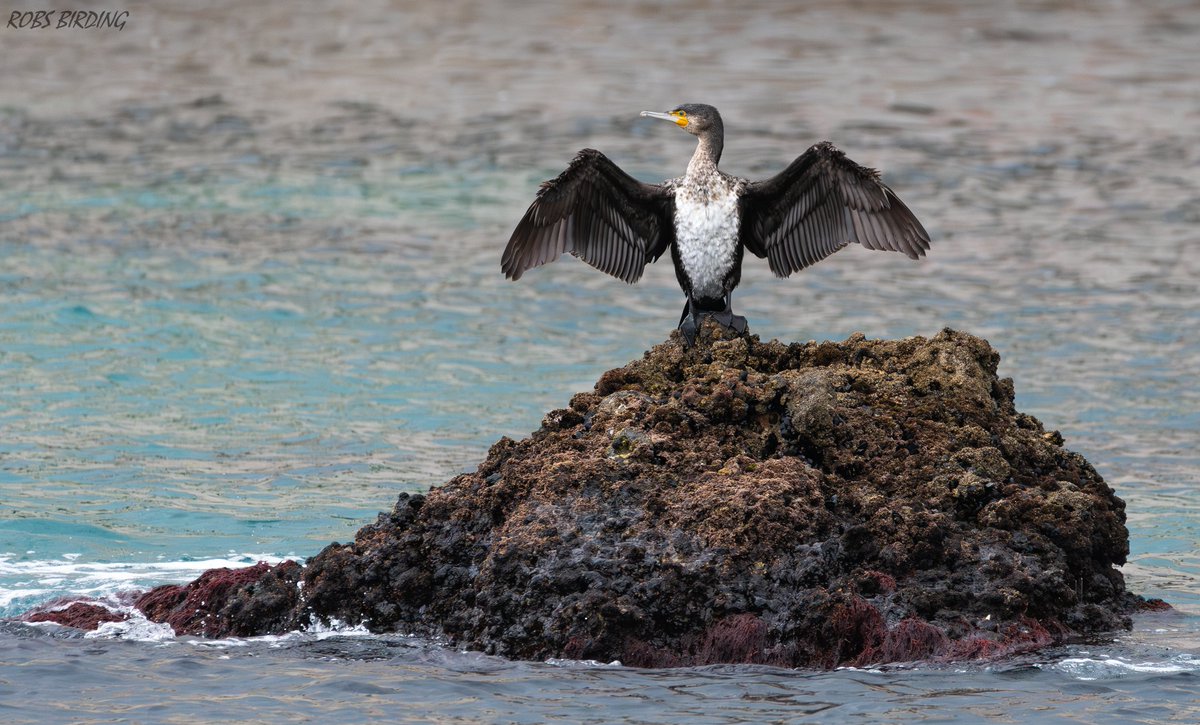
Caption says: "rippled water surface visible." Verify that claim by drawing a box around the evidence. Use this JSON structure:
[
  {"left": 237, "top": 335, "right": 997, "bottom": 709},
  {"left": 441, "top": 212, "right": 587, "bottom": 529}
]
[{"left": 2, "top": 0, "right": 1198, "bottom": 721}]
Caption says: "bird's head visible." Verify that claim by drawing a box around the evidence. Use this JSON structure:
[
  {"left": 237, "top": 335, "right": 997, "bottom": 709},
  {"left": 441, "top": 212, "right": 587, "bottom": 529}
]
[{"left": 640, "top": 103, "right": 723, "bottom": 138}]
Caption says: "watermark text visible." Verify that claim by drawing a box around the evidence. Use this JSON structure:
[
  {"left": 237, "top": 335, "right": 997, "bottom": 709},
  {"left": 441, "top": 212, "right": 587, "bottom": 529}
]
[{"left": 7, "top": 10, "right": 129, "bottom": 31}]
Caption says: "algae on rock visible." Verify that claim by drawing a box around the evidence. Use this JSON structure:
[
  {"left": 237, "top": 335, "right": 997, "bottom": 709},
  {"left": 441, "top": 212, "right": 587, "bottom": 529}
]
[{"left": 117, "top": 324, "right": 1150, "bottom": 667}]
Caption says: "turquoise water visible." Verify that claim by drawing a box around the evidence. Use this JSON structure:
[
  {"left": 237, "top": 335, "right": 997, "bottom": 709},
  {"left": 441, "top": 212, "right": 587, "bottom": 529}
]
[
  {"left": 3, "top": 1, "right": 1200, "bottom": 721},
  {"left": 3, "top": 116, "right": 1195, "bottom": 615}
]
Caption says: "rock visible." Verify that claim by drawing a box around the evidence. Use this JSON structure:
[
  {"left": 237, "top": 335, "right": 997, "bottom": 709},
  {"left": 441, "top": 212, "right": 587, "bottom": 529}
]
[
  {"left": 22, "top": 599, "right": 129, "bottom": 630},
  {"left": 119, "top": 324, "right": 1158, "bottom": 666},
  {"left": 135, "top": 561, "right": 302, "bottom": 637}
]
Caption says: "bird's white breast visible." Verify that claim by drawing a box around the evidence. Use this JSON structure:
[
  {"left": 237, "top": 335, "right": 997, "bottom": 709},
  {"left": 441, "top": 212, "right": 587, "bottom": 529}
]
[{"left": 673, "top": 179, "right": 741, "bottom": 301}]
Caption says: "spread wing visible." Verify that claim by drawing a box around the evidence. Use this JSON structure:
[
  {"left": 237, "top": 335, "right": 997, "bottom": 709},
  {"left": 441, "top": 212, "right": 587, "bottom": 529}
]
[
  {"left": 502, "top": 149, "right": 674, "bottom": 284},
  {"left": 739, "top": 141, "right": 931, "bottom": 277}
]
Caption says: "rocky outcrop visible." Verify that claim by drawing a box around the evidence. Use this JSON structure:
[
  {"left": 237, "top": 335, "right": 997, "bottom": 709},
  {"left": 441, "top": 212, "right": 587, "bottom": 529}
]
[{"left": 20, "top": 325, "right": 1159, "bottom": 666}]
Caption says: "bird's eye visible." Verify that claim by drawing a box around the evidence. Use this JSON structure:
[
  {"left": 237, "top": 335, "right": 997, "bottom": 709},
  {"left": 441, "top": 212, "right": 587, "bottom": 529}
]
[{"left": 675, "top": 110, "right": 687, "bottom": 118}]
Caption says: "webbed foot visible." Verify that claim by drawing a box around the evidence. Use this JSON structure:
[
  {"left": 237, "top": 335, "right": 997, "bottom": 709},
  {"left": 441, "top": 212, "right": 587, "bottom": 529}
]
[
  {"left": 711, "top": 309, "right": 748, "bottom": 334},
  {"left": 712, "top": 293, "right": 748, "bottom": 334},
  {"left": 676, "top": 295, "right": 749, "bottom": 347}
]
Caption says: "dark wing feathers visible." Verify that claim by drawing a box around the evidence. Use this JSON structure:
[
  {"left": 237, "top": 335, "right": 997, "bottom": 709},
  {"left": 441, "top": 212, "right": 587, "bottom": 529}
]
[
  {"left": 740, "top": 141, "right": 931, "bottom": 278},
  {"left": 501, "top": 149, "right": 673, "bottom": 284}
]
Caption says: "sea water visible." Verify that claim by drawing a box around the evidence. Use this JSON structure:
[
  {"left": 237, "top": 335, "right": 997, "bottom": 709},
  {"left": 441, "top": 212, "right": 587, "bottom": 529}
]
[{"left": 1, "top": 1, "right": 1198, "bottom": 721}]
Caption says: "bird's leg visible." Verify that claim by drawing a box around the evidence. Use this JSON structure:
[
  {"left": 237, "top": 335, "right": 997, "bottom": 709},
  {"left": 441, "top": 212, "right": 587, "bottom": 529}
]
[
  {"left": 711, "top": 292, "right": 748, "bottom": 334},
  {"left": 678, "top": 298, "right": 701, "bottom": 348}
]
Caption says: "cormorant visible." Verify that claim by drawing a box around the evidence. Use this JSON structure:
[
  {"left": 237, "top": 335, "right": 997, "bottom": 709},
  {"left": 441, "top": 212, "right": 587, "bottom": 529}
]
[{"left": 501, "top": 104, "right": 931, "bottom": 346}]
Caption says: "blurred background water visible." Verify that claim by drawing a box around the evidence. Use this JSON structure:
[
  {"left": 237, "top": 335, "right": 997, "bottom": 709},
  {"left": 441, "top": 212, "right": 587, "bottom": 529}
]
[{"left": 1, "top": 0, "right": 1198, "bottom": 721}]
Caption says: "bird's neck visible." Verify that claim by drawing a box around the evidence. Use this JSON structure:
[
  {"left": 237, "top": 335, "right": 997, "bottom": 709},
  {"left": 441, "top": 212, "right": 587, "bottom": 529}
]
[{"left": 686, "top": 134, "right": 723, "bottom": 179}]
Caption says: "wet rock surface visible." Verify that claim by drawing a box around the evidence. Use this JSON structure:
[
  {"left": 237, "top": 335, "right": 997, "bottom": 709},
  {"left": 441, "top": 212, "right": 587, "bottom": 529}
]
[
  {"left": 22, "top": 600, "right": 129, "bottom": 630},
  {"left": 134, "top": 562, "right": 302, "bottom": 638},
  {"left": 50, "top": 325, "right": 1156, "bottom": 665}
]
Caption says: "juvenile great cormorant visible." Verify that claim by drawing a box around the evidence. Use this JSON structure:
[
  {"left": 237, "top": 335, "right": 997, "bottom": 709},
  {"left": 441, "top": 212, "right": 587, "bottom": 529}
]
[{"left": 501, "top": 104, "right": 931, "bottom": 346}]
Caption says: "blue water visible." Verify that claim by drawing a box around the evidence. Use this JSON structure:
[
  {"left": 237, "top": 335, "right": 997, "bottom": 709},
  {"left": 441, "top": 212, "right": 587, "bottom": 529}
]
[{"left": 3, "top": 0, "right": 1200, "bottom": 721}]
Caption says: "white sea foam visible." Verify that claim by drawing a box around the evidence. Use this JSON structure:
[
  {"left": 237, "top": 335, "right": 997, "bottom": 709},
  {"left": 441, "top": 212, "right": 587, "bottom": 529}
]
[
  {"left": 0, "top": 552, "right": 300, "bottom": 614},
  {"left": 0, "top": 588, "right": 51, "bottom": 609},
  {"left": 1042, "top": 655, "right": 1200, "bottom": 680},
  {"left": 545, "top": 658, "right": 623, "bottom": 668},
  {"left": 164, "top": 618, "right": 378, "bottom": 650},
  {"left": 86, "top": 613, "right": 177, "bottom": 642},
  {"left": 306, "top": 617, "right": 374, "bottom": 638}
]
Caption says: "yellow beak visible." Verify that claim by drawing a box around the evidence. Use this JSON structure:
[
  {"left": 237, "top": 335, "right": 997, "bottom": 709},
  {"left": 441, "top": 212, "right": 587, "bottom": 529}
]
[{"left": 640, "top": 110, "right": 688, "bottom": 128}]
